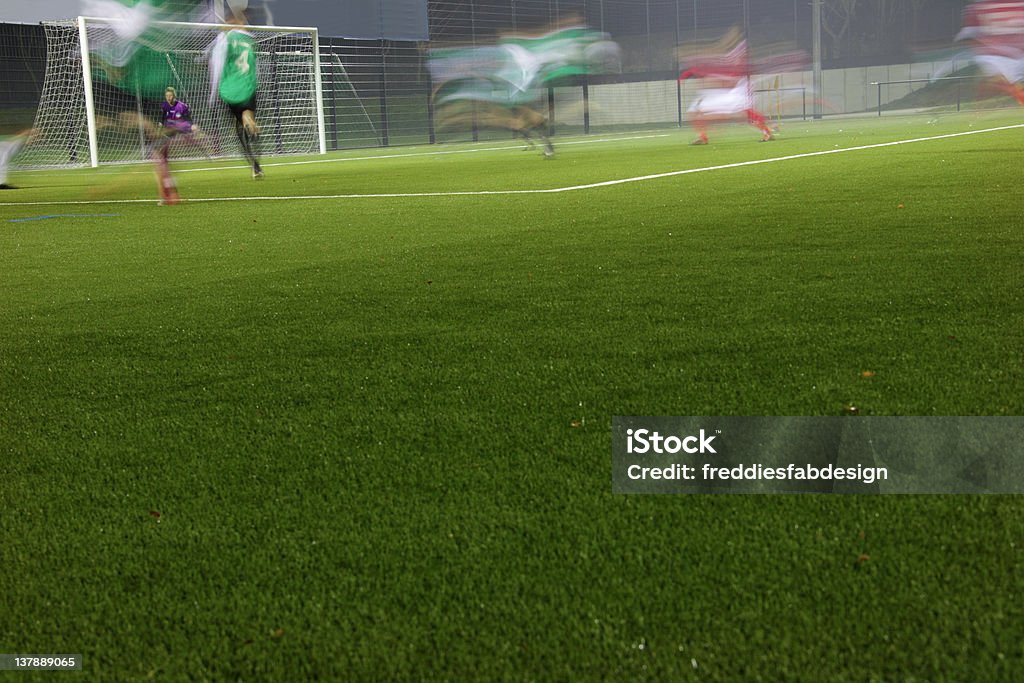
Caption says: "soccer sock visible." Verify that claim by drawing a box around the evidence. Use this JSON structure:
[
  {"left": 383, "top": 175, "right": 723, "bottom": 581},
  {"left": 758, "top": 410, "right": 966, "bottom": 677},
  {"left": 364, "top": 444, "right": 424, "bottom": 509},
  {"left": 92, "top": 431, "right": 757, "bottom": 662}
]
[
  {"left": 236, "top": 123, "right": 250, "bottom": 163},
  {"left": 747, "top": 109, "right": 771, "bottom": 134},
  {"left": 248, "top": 132, "right": 261, "bottom": 172}
]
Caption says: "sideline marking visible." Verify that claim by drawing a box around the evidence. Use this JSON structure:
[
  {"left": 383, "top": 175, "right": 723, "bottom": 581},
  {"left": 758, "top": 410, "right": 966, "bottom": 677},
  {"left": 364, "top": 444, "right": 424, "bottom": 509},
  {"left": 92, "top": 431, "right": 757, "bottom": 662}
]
[{"left": 2, "top": 124, "right": 1021, "bottom": 207}]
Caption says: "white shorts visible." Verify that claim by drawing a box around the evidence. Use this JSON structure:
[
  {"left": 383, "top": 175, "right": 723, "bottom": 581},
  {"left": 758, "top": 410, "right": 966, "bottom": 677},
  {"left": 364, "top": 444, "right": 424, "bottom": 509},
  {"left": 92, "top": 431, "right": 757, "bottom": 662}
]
[
  {"left": 687, "top": 81, "right": 752, "bottom": 117},
  {"left": 975, "top": 54, "right": 1024, "bottom": 84}
]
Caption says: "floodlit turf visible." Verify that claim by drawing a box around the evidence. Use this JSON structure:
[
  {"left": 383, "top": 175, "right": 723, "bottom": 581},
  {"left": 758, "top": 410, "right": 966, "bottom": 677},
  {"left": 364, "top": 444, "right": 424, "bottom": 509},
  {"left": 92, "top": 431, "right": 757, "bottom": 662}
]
[{"left": 2, "top": 112, "right": 1023, "bottom": 680}]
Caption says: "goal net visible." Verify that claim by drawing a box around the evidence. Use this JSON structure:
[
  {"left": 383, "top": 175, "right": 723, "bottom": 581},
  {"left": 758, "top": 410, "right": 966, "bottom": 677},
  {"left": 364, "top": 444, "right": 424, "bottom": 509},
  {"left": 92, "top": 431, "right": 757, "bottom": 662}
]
[{"left": 21, "top": 16, "right": 326, "bottom": 168}]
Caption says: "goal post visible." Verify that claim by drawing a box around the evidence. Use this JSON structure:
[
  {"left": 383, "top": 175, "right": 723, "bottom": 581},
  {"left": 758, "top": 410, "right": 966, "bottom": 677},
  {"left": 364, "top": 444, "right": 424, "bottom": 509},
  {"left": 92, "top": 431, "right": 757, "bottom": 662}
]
[
  {"left": 22, "top": 16, "right": 326, "bottom": 168},
  {"left": 77, "top": 17, "right": 101, "bottom": 168}
]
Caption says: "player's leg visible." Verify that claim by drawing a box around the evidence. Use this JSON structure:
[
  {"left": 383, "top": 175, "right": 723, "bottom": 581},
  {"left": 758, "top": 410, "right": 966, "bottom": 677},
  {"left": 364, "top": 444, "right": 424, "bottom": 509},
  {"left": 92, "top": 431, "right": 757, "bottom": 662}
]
[
  {"left": 236, "top": 120, "right": 262, "bottom": 178},
  {"left": 689, "top": 113, "right": 709, "bottom": 144},
  {"left": 242, "top": 99, "right": 262, "bottom": 177},
  {"left": 233, "top": 105, "right": 262, "bottom": 178},
  {"left": 241, "top": 109, "right": 260, "bottom": 137},
  {"left": 747, "top": 108, "right": 774, "bottom": 141},
  {"left": 234, "top": 118, "right": 256, "bottom": 175},
  {"left": 538, "top": 126, "right": 555, "bottom": 158},
  {"left": 993, "top": 78, "right": 1024, "bottom": 106},
  {"left": 516, "top": 128, "right": 537, "bottom": 150},
  {"left": 150, "top": 134, "right": 179, "bottom": 205},
  {"left": 525, "top": 122, "right": 554, "bottom": 158},
  {"left": 187, "top": 126, "right": 215, "bottom": 159},
  {"left": 519, "top": 107, "right": 553, "bottom": 158},
  {"left": 1010, "top": 58, "right": 1024, "bottom": 106},
  {"left": 505, "top": 107, "right": 537, "bottom": 151},
  {"left": 0, "top": 136, "right": 28, "bottom": 189},
  {"left": 686, "top": 92, "right": 711, "bottom": 144},
  {"left": 686, "top": 96, "right": 710, "bottom": 144}
]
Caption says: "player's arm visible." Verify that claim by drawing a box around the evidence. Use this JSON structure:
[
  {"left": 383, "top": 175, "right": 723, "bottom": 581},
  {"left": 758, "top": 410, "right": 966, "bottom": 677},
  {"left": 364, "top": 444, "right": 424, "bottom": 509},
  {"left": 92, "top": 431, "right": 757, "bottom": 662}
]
[{"left": 208, "top": 33, "right": 228, "bottom": 105}]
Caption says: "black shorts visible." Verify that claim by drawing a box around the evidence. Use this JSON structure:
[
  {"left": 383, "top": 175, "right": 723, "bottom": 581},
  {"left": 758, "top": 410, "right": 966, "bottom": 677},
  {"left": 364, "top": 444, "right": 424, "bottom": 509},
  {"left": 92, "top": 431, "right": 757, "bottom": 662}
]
[{"left": 227, "top": 95, "right": 258, "bottom": 122}]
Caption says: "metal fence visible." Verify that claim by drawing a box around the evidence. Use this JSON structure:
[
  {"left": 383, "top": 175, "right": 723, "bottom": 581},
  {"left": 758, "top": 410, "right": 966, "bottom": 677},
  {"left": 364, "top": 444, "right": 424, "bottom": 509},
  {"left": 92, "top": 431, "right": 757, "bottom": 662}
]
[
  {"left": 0, "top": 23, "right": 47, "bottom": 133},
  {"left": 0, "top": 1, "right": 1011, "bottom": 146}
]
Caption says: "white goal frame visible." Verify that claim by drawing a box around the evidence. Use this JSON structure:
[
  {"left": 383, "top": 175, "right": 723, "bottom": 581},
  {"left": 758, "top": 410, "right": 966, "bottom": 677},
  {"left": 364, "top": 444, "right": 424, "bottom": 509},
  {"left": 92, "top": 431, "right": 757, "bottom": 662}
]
[{"left": 28, "top": 16, "right": 326, "bottom": 168}]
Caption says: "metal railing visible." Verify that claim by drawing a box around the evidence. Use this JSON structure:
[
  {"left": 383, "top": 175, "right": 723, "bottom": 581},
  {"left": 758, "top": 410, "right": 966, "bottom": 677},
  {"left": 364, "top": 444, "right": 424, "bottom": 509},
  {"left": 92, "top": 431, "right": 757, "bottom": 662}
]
[
  {"left": 754, "top": 86, "right": 808, "bottom": 122},
  {"left": 869, "top": 76, "right": 984, "bottom": 116}
]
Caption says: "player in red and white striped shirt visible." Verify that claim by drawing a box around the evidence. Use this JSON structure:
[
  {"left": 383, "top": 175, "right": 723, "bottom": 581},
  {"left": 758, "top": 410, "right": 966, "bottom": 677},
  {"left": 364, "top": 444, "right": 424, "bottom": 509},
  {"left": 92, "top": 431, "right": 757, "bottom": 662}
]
[
  {"left": 956, "top": 0, "right": 1024, "bottom": 105},
  {"left": 678, "top": 28, "right": 776, "bottom": 145}
]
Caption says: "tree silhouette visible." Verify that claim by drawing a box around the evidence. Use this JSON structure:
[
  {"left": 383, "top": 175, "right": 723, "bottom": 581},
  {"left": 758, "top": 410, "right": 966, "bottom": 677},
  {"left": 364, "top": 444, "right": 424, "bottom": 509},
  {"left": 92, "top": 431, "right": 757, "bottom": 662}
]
[{"left": 822, "top": 0, "right": 859, "bottom": 58}]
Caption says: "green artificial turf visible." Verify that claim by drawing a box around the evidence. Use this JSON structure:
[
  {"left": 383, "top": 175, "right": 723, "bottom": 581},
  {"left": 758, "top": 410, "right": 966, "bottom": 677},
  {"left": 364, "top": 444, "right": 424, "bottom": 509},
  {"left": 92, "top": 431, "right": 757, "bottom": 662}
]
[{"left": 2, "top": 112, "right": 1023, "bottom": 680}]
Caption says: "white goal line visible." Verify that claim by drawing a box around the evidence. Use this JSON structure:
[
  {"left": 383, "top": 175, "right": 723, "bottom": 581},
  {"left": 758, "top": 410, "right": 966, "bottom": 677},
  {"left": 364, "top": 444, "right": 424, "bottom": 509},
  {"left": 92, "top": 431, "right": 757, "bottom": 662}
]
[{"left": 3, "top": 124, "right": 1022, "bottom": 208}]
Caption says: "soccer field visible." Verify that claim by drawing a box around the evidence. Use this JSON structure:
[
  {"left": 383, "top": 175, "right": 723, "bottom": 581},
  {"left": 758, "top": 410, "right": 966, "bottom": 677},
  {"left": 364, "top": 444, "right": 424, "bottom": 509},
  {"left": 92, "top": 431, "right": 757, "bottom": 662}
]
[{"left": 2, "top": 112, "right": 1023, "bottom": 680}]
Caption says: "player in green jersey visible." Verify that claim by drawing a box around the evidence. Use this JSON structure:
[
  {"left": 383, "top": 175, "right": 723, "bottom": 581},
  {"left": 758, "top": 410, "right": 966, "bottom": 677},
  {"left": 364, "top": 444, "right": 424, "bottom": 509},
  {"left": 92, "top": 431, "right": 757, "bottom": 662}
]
[{"left": 209, "top": 11, "right": 262, "bottom": 178}]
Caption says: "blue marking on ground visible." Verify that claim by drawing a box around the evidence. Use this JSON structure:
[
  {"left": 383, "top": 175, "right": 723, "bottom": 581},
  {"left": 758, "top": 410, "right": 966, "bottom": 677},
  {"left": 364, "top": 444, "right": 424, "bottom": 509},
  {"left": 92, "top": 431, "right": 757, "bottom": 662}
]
[{"left": 8, "top": 213, "right": 120, "bottom": 223}]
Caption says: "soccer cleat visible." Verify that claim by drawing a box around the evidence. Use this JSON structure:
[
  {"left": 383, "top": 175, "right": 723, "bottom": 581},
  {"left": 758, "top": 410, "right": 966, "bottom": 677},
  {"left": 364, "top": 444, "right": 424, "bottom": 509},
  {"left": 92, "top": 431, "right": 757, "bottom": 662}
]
[
  {"left": 690, "top": 135, "right": 708, "bottom": 145},
  {"left": 760, "top": 133, "right": 774, "bottom": 142},
  {"left": 0, "top": 183, "right": 16, "bottom": 190},
  {"left": 159, "top": 188, "right": 180, "bottom": 206},
  {"left": 252, "top": 167, "right": 264, "bottom": 179},
  {"left": 158, "top": 175, "right": 180, "bottom": 205}
]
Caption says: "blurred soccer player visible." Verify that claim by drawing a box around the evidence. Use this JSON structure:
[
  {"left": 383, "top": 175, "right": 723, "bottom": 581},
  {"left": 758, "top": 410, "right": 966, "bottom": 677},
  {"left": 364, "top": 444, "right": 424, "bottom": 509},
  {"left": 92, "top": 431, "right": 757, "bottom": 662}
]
[
  {"left": 956, "top": 0, "right": 1024, "bottom": 106},
  {"left": 429, "top": 44, "right": 556, "bottom": 157},
  {"left": 0, "top": 129, "right": 38, "bottom": 190},
  {"left": 151, "top": 86, "right": 196, "bottom": 205},
  {"left": 678, "top": 28, "right": 774, "bottom": 145},
  {"left": 209, "top": 11, "right": 263, "bottom": 178},
  {"left": 429, "top": 21, "right": 620, "bottom": 158},
  {"left": 81, "top": 0, "right": 212, "bottom": 68}
]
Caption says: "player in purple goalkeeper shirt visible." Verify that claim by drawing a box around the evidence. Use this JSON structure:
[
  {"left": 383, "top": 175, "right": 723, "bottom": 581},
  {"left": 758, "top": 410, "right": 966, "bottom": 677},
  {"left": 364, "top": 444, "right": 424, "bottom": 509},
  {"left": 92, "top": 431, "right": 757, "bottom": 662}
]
[{"left": 162, "top": 87, "right": 193, "bottom": 135}]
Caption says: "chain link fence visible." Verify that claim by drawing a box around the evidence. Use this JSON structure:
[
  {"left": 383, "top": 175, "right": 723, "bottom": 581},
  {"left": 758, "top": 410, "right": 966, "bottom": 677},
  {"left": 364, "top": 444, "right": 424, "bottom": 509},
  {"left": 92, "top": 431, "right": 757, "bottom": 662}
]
[{"left": 1, "top": 1, "right": 1003, "bottom": 145}]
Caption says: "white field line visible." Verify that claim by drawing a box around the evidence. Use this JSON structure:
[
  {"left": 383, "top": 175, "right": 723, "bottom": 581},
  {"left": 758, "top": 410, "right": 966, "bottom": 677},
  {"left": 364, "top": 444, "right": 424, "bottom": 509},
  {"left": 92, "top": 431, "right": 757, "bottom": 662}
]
[{"left": 3, "top": 124, "right": 1022, "bottom": 208}]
